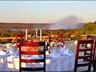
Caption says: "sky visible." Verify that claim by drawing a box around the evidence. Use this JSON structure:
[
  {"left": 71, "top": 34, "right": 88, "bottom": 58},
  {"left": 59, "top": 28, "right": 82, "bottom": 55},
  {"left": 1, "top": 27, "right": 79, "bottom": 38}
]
[{"left": 0, "top": 1, "right": 96, "bottom": 23}]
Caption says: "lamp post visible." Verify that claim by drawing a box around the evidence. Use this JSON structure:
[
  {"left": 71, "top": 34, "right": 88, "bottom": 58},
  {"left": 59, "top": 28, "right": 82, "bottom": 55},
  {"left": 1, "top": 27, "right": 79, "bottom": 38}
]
[
  {"left": 40, "top": 29, "right": 42, "bottom": 41},
  {"left": 25, "top": 29, "right": 27, "bottom": 40},
  {"left": 36, "top": 29, "right": 38, "bottom": 38}
]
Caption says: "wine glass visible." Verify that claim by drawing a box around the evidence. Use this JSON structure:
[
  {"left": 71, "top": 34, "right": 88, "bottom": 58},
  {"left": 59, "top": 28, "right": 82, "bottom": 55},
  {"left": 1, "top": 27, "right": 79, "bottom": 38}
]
[{"left": 67, "top": 41, "right": 71, "bottom": 51}]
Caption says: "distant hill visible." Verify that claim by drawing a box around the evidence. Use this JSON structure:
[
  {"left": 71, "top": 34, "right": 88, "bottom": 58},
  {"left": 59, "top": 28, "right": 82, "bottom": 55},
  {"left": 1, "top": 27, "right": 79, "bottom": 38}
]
[
  {"left": 0, "top": 22, "right": 51, "bottom": 29},
  {"left": 0, "top": 22, "right": 86, "bottom": 30}
]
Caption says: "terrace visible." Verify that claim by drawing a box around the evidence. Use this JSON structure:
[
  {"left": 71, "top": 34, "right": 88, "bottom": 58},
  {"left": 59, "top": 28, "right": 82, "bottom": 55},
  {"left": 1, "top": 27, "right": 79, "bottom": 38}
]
[{"left": 0, "top": 34, "right": 96, "bottom": 72}]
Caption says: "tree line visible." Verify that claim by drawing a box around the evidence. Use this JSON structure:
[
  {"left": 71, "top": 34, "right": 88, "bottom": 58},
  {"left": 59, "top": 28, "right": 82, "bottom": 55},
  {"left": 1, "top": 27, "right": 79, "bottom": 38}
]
[{"left": 0, "top": 21, "right": 96, "bottom": 40}]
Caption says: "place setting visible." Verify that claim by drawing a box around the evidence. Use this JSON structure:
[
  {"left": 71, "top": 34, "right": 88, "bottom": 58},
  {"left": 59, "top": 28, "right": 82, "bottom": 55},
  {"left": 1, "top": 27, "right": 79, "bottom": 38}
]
[{"left": 46, "top": 41, "right": 74, "bottom": 59}]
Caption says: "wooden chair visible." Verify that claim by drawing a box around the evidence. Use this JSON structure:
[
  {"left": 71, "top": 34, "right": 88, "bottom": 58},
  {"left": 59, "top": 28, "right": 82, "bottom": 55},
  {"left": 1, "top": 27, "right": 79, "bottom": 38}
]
[
  {"left": 74, "top": 40, "right": 94, "bottom": 72},
  {"left": 83, "top": 35, "right": 96, "bottom": 70},
  {"left": 86, "top": 35, "right": 96, "bottom": 61},
  {"left": 16, "top": 34, "right": 25, "bottom": 49},
  {"left": 54, "top": 34, "right": 64, "bottom": 42},
  {"left": 19, "top": 41, "right": 45, "bottom": 72},
  {"left": 48, "top": 34, "right": 64, "bottom": 42},
  {"left": 93, "top": 56, "right": 96, "bottom": 72},
  {"left": 48, "top": 34, "right": 55, "bottom": 42}
]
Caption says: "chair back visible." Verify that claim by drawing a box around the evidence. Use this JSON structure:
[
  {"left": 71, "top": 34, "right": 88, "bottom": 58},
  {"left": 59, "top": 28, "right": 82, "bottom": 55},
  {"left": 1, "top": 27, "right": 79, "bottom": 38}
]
[
  {"left": 19, "top": 41, "right": 45, "bottom": 72},
  {"left": 87, "top": 35, "right": 96, "bottom": 72},
  {"left": 54, "top": 34, "right": 64, "bottom": 42},
  {"left": 87, "top": 35, "right": 96, "bottom": 47},
  {"left": 74, "top": 39, "right": 94, "bottom": 72},
  {"left": 16, "top": 34, "right": 25, "bottom": 49},
  {"left": 86, "top": 35, "right": 96, "bottom": 61},
  {"left": 48, "top": 34, "right": 55, "bottom": 42},
  {"left": 93, "top": 56, "right": 96, "bottom": 72},
  {"left": 48, "top": 34, "right": 64, "bottom": 42}
]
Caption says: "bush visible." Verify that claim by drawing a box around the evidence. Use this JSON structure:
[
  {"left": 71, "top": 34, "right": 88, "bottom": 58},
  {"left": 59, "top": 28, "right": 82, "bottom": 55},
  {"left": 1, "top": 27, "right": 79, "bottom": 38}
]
[
  {"left": 75, "top": 35, "right": 82, "bottom": 40},
  {"left": 71, "top": 37, "right": 75, "bottom": 40}
]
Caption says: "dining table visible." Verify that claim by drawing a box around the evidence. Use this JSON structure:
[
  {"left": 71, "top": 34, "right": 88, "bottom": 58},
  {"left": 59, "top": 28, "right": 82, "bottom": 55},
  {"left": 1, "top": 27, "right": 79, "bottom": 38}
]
[
  {"left": 0, "top": 43, "right": 75, "bottom": 72},
  {"left": 46, "top": 50, "right": 75, "bottom": 71}
]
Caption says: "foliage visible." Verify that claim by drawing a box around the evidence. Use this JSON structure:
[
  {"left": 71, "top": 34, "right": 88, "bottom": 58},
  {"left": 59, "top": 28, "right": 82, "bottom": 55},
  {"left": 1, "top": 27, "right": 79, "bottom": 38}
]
[
  {"left": 0, "top": 21, "right": 96, "bottom": 40},
  {"left": 74, "top": 34, "right": 82, "bottom": 40},
  {"left": 81, "top": 21, "right": 96, "bottom": 34}
]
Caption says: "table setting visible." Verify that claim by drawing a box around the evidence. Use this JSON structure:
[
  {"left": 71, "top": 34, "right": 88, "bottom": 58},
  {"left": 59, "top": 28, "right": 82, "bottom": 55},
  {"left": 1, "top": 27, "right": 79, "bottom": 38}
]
[
  {"left": 0, "top": 44, "right": 19, "bottom": 66},
  {"left": 46, "top": 41, "right": 75, "bottom": 71},
  {"left": 0, "top": 44, "right": 14, "bottom": 59},
  {"left": 47, "top": 41, "right": 74, "bottom": 57},
  {"left": 0, "top": 41, "right": 75, "bottom": 71}
]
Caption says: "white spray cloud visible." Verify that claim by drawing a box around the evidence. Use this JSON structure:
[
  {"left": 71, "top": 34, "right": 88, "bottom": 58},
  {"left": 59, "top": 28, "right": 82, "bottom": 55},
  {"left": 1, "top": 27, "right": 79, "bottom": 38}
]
[{"left": 49, "top": 15, "right": 83, "bottom": 29}]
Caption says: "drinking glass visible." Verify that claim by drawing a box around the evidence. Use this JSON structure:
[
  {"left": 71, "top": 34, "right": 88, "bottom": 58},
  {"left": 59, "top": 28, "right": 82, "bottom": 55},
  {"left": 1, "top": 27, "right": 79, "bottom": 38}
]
[{"left": 67, "top": 41, "right": 71, "bottom": 51}]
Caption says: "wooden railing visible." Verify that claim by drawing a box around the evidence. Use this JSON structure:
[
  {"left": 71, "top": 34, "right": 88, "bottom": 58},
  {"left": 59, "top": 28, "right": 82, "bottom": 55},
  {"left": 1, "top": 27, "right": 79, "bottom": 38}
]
[{"left": 0, "top": 37, "right": 17, "bottom": 43}]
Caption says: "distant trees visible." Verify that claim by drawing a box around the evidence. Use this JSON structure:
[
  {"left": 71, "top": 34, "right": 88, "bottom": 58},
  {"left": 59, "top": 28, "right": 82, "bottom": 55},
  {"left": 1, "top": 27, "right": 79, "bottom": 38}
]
[
  {"left": 81, "top": 21, "right": 96, "bottom": 34},
  {"left": 0, "top": 21, "right": 96, "bottom": 40},
  {"left": 0, "top": 29, "right": 11, "bottom": 37},
  {"left": 0, "top": 29, "right": 24, "bottom": 37}
]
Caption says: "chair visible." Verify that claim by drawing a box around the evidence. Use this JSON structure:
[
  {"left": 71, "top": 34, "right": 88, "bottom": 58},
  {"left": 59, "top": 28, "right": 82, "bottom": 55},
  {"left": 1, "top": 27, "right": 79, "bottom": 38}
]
[
  {"left": 27, "top": 34, "right": 33, "bottom": 42},
  {"left": 84, "top": 35, "right": 96, "bottom": 70},
  {"left": 54, "top": 34, "right": 64, "bottom": 42},
  {"left": 16, "top": 34, "right": 25, "bottom": 49},
  {"left": 93, "top": 56, "right": 96, "bottom": 72},
  {"left": 85, "top": 35, "right": 96, "bottom": 61},
  {"left": 48, "top": 34, "right": 64, "bottom": 42},
  {"left": 87, "top": 35, "right": 96, "bottom": 72},
  {"left": 48, "top": 34, "right": 55, "bottom": 42},
  {"left": 74, "top": 40, "right": 94, "bottom": 72},
  {"left": 19, "top": 41, "right": 45, "bottom": 72}
]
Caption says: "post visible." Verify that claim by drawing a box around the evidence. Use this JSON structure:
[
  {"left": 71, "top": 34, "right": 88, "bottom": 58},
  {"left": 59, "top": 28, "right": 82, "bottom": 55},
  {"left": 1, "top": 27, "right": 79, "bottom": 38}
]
[
  {"left": 36, "top": 29, "right": 38, "bottom": 38},
  {"left": 25, "top": 29, "right": 27, "bottom": 40},
  {"left": 40, "top": 29, "right": 42, "bottom": 41}
]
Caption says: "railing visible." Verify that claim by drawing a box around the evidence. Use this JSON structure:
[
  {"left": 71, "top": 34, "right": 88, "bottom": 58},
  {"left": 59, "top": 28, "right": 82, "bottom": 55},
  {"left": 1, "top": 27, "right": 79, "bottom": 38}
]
[{"left": 0, "top": 37, "right": 16, "bottom": 43}]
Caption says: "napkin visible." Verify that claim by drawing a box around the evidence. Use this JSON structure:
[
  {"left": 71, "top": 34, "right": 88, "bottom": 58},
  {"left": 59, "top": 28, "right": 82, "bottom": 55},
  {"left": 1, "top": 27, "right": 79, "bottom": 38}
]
[
  {"left": 13, "top": 50, "right": 19, "bottom": 57},
  {"left": 0, "top": 51, "right": 6, "bottom": 55},
  {"left": 68, "top": 51, "right": 74, "bottom": 56},
  {"left": 62, "top": 48, "right": 69, "bottom": 55},
  {"left": 59, "top": 45, "right": 69, "bottom": 55},
  {"left": 7, "top": 46, "right": 15, "bottom": 54},
  {"left": 50, "top": 47, "right": 57, "bottom": 53}
]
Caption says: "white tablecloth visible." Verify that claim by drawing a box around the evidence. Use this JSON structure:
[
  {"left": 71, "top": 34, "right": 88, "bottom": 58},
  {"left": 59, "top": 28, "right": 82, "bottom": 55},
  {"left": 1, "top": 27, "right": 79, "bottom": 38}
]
[
  {"left": 0, "top": 54, "right": 75, "bottom": 71},
  {"left": 0, "top": 45, "right": 75, "bottom": 71},
  {"left": 46, "top": 54, "right": 75, "bottom": 71}
]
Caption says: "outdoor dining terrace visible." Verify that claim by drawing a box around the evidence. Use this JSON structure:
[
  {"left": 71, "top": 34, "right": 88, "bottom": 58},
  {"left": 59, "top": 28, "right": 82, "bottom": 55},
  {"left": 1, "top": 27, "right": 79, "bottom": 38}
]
[
  {"left": 1, "top": 1, "right": 96, "bottom": 72},
  {"left": 0, "top": 34, "right": 96, "bottom": 72}
]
